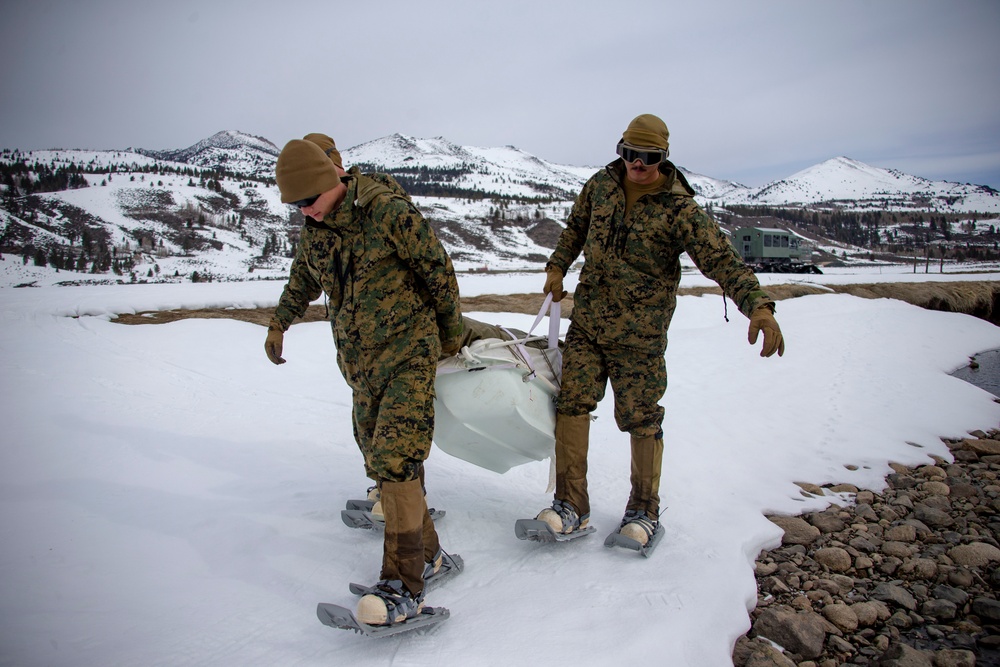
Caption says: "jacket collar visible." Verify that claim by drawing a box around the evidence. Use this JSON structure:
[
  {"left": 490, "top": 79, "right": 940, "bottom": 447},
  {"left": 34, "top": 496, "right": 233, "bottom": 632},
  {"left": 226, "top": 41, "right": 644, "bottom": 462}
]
[
  {"left": 306, "top": 175, "right": 360, "bottom": 235},
  {"left": 606, "top": 158, "right": 695, "bottom": 196}
]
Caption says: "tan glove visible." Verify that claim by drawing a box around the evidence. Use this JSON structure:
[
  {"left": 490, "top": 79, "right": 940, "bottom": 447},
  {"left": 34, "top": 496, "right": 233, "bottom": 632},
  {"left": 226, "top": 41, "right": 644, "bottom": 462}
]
[
  {"left": 543, "top": 265, "right": 567, "bottom": 302},
  {"left": 748, "top": 306, "right": 784, "bottom": 358},
  {"left": 264, "top": 325, "right": 286, "bottom": 365}
]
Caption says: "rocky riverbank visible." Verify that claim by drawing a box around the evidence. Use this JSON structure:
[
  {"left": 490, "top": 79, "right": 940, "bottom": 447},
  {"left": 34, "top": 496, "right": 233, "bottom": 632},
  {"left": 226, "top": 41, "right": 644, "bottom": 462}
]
[{"left": 734, "top": 430, "right": 1000, "bottom": 667}]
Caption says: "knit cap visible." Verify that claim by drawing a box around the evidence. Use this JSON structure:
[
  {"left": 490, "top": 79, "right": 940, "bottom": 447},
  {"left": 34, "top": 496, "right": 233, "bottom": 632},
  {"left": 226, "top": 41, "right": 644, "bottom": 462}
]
[
  {"left": 275, "top": 139, "right": 341, "bottom": 203},
  {"left": 303, "top": 132, "right": 344, "bottom": 170},
  {"left": 622, "top": 114, "right": 670, "bottom": 153}
]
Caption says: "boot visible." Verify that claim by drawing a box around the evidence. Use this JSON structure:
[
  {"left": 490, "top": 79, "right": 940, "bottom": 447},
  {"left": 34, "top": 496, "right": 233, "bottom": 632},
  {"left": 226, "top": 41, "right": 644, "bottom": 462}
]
[
  {"left": 355, "top": 579, "right": 424, "bottom": 626},
  {"left": 554, "top": 412, "right": 591, "bottom": 516},
  {"left": 620, "top": 434, "right": 664, "bottom": 545},
  {"left": 536, "top": 499, "right": 589, "bottom": 534},
  {"left": 617, "top": 509, "right": 659, "bottom": 545},
  {"left": 357, "top": 478, "right": 427, "bottom": 625}
]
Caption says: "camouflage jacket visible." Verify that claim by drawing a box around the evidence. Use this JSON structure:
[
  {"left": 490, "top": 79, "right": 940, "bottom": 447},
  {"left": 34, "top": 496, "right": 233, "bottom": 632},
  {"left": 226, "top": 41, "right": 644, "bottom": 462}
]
[
  {"left": 548, "top": 159, "right": 773, "bottom": 354},
  {"left": 273, "top": 167, "right": 462, "bottom": 383}
]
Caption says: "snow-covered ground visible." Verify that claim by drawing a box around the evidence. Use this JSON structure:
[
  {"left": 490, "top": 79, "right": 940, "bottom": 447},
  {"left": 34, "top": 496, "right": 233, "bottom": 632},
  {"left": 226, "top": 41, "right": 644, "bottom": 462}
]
[{"left": 2, "top": 266, "right": 1000, "bottom": 666}]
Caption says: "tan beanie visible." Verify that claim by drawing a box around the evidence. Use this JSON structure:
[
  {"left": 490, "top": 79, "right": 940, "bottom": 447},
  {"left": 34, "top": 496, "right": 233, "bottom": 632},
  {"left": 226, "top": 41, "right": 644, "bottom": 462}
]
[
  {"left": 275, "top": 139, "right": 341, "bottom": 203},
  {"left": 622, "top": 114, "right": 670, "bottom": 153},
  {"left": 303, "top": 132, "right": 344, "bottom": 169}
]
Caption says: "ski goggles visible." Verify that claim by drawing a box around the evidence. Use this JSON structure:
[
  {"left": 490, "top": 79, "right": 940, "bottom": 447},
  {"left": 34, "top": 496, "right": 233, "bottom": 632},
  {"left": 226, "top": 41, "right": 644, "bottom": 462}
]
[
  {"left": 289, "top": 195, "right": 320, "bottom": 208},
  {"left": 616, "top": 142, "right": 667, "bottom": 166}
]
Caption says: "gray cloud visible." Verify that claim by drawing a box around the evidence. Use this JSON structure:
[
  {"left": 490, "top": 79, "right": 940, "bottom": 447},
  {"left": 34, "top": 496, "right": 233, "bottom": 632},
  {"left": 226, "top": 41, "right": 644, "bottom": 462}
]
[{"left": 2, "top": 0, "right": 998, "bottom": 188}]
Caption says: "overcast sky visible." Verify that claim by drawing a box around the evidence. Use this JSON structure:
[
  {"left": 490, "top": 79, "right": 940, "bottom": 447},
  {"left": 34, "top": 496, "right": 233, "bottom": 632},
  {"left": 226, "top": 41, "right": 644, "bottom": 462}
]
[{"left": 2, "top": 0, "right": 999, "bottom": 188}]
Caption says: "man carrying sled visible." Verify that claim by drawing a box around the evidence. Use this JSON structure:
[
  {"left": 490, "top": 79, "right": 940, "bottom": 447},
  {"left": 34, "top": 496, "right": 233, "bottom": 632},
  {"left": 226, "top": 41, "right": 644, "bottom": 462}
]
[
  {"left": 264, "top": 138, "right": 463, "bottom": 626},
  {"left": 532, "top": 114, "right": 785, "bottom": 553}
]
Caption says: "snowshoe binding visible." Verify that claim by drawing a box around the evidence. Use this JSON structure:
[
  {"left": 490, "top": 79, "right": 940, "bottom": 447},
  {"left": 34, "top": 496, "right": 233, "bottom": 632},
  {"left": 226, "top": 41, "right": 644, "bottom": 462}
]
[{"left": 349, "top": 549, "right": 464, "bottom": 596}]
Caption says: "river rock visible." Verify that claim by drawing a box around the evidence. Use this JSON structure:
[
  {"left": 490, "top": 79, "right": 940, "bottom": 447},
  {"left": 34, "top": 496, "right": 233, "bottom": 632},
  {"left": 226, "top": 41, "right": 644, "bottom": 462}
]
[
  {"left": 947, "top": 568, "right": 974, "bottom": 587},
  {"left": 814, "top": 547, "right": 852, "bottom": 572},
  {"left": 931, "top": 584, "right": 969, "bottom": 607},
  {"left": 884, "top": 524, "right": 917, "bottom": 542},
  {"left": 821, "top": 603, "right": 858, "bottom": 632},
  {"left": 751, "top": 606, "right": 827, "bottom": 660},
  {"left": 898, "top": 557, "right": 937, "bottom": 580},
  {"left": 949, "top": 482, "right": 979, "bottom": 499},
  {"left": 745, "top": 644, "right": 797, "bottom": 667},
  {"left": 919, "top": 598, "right": 957, "bottom": 621},
  {"left": 882, "top": 541, "right": 918, "bottom": 559},
  {"left": 808, "top": 511, "right": 846, "bottom": 534},
  {"left": 917, "top": 465, "right": 947, "bottom": 479},
  {"left": 972, "top": 596, "right": 1000, "bottom": 623},
  {"left": 877, "top": 641, "right": 933, "bottom": 666},
  {"left": 920, "top": 480, "right": 950, "bottom": 496},
  {"left": 932, "top": 648, "right": 976, "bottom": 667},
  {"left": 912, "top": 504, "right": 954, "bottom": 528},
  {"left": 872, "top": 583, "right": 917, "bottom": 611},
  {"left": 948, "top": 541, "right": 1000, "bottom": 566},
  {"left": 796, "top": 482, "right": 825, "bottom": 496},
  {"left": 855, "top": 503, "right": 880, "bottom": 522},
  {"left": 769, "top": 516, "right": 820, "bottom": 546},
  {"left": 963, "top": 437, "right": 1000, "bottom": 455}
]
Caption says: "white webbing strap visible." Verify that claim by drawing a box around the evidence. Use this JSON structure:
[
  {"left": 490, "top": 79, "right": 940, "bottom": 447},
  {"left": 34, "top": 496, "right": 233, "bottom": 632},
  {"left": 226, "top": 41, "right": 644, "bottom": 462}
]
[
  {"left": 531, "top": 293, "right": 562, "bottom": 493},
  {"left": 528, "top": 292, "right": 561, "bottom": 350}
]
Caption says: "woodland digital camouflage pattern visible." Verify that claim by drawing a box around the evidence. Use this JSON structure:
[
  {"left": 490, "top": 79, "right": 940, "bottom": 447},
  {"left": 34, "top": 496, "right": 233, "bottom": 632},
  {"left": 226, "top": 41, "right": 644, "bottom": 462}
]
[
  {"left": 548, "top": 159, "right": 773, "bottom": 355},
  {"left": 549, "top": 158, "right": 774, "bottom": 433},
  {"left": 272, "top": 167, "right": 462, "bottom": 482},
  {"left": 557, "top": 325, "right": 667, "bottom": 437}
]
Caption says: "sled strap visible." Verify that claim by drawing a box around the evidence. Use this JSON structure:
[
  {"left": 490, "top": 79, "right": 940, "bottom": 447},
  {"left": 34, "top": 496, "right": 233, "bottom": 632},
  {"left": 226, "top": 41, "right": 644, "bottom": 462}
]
[
  {"left": 499, "top": 325, "right": 537, "bottom": 380},
  {"left": 528, "top": 292, "right": 561, "bottom": 350}
]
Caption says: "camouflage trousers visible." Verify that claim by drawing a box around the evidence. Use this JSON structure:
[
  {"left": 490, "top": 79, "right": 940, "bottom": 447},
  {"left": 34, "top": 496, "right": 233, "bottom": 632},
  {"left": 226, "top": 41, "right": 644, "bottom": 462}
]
[
  {"left": 556, "top": 322, "right": 667, "bottom": 438},
  {"left": 351, "top": 356, "right": 437, "bottom": 484}
]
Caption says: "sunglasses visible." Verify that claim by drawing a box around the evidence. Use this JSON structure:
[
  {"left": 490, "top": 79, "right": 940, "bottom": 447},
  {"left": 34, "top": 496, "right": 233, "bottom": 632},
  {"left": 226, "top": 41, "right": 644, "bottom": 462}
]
[
  {"left": 617, "top": 142, "right": 666, "bottom": 166},
  {"left": 289, "top": 195, "right": 320, "bottom": 208}
]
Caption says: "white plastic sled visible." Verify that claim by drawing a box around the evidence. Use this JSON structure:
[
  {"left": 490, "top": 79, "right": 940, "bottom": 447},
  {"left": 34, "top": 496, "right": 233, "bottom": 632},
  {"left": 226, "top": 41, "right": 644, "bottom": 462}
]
[{"left": 433, "top": 295, "right": 563, "bottom": 474}]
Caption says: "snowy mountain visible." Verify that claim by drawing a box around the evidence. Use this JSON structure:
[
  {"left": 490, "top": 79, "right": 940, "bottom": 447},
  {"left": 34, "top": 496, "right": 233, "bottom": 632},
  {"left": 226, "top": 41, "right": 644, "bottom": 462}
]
[
  {"left": 679, "top": 167, "right": 752, "bottom": 202},
  {"left": 2, "top": 132, "right": 1000, "bottom": 288},
  {"left": 344, "top": 133, "right": 597, "bottom": 201},
  {"left": 139, "top": 130, "right": 280, "bottom": 181},
  {"left": 725, "top": 156, "right": 1000, "bottom": 211}
]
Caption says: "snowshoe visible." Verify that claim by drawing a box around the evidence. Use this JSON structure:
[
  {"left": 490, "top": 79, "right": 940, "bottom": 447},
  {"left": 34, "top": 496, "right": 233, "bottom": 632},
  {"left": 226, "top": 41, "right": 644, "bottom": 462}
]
[
  {"left": 603, "top": 510, "right": 664, "bottom": 557},
  {"left": 316, "top": 602, "right": 449, "bottom": 638}
]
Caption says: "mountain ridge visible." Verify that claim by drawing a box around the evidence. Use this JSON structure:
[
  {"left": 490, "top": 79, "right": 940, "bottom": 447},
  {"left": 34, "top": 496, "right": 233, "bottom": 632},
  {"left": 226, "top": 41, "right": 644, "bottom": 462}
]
[
  {"left": 2, "top": 131, "right": 999, "bottom": 288},
  {"left": 8, "top": 129, "right": 999, "bottom": 210}
]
